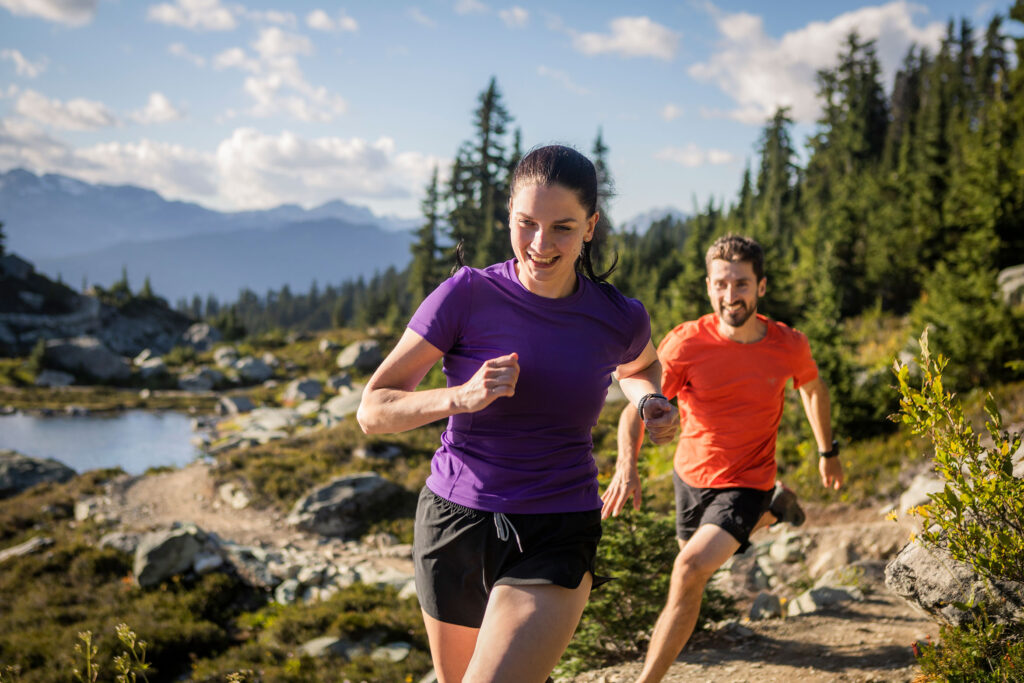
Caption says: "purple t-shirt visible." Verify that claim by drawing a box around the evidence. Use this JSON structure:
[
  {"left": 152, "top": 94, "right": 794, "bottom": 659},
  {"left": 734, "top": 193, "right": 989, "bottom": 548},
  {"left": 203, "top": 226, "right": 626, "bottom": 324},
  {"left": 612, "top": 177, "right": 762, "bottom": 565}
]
[{"left": 408, "top": 259, "right": 650, "bottom": 514}]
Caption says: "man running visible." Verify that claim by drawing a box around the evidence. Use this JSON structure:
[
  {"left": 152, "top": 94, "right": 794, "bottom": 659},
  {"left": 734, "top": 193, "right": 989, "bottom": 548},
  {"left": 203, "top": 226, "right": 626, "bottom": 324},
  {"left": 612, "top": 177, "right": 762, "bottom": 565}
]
[{"left": 601, "top": 234, "right": 844, "bottom": 683}]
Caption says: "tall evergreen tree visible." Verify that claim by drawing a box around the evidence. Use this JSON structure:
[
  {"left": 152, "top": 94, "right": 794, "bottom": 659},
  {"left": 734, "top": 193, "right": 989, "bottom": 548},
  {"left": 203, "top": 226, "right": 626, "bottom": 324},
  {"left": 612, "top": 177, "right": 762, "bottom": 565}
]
[{"left": 409, "top": 165, "right": 444, "bottom": 303}]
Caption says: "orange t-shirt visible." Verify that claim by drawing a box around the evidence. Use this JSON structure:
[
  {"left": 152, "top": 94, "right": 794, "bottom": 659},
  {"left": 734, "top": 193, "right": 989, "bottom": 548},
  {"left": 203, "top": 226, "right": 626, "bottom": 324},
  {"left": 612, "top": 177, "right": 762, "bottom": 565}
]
[{"left": 659, "top": 314, "right": 819, "bottom": 491}]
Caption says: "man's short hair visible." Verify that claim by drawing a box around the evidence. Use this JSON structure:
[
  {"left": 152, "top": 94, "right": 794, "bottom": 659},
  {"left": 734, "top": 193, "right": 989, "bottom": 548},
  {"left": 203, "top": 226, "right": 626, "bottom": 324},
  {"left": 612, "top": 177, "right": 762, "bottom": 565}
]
[{"left": 705, "top": 234, "right": 765, "bottom": 282}]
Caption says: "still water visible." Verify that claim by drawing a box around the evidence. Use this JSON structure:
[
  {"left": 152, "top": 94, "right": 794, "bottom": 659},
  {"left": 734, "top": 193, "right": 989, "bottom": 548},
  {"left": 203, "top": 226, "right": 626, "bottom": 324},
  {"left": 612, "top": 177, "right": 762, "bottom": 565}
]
[{"left": 0, "top": 411, "right": 201, "bottom": 474}]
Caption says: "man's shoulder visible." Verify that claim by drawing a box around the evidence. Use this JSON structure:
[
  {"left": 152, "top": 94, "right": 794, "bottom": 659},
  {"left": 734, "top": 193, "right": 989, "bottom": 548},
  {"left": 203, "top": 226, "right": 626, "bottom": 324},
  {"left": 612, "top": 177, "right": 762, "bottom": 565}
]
[{"left": 764, "top": 316, "right": 811, "bottom": 347}]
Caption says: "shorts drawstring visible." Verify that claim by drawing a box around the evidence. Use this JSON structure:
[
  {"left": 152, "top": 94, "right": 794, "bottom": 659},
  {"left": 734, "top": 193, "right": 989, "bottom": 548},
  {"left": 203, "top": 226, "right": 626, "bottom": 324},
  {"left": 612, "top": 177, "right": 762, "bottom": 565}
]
[{"left": 493, "top": 512, "right": 523, "bottom": 552}]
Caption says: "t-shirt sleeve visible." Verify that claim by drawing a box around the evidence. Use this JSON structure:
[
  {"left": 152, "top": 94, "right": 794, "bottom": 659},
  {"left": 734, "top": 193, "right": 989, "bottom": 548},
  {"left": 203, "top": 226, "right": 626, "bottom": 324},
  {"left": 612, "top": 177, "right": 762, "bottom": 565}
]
[
  {"left": 657, "top": 328, "right": 687, "bottom": 399},
  {"left": 621, "top": 298, "right": 652, "bottom": 365},
  {"left": 407, "top": 268, "right": 471, "bottom": 353},
  {"left": 790, "top": 331, "right": 819, "bottom": 389}
]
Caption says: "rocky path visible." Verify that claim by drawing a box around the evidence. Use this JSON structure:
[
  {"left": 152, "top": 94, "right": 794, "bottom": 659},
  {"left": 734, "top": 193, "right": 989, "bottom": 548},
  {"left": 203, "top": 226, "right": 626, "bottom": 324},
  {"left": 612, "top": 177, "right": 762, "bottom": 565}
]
[
  {"left": 101, "top": 466, "right": 936, "bottom": 682},
  {"left": 569, "top": 503, "right": 938, "bottom": 683}
]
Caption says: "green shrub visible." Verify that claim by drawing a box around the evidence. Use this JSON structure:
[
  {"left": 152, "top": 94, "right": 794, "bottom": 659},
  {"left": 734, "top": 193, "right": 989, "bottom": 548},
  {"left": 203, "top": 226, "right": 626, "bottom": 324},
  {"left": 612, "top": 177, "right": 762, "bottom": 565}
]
[
  {"left": 557, "top": 503, "right": 736, "bottom": 676},
  {"left": 915, "top": 617, "right": 1024, "bottom": 682},
  {"left": 895, "top": 330, "right": 1024, "bottom": 584}
]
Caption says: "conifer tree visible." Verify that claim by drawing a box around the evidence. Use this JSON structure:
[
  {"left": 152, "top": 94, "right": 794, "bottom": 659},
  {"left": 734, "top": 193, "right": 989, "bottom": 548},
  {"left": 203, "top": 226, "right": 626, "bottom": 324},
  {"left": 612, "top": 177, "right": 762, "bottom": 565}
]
[{"left": 409, "top": 165, "right": 443, "bottom": 303}]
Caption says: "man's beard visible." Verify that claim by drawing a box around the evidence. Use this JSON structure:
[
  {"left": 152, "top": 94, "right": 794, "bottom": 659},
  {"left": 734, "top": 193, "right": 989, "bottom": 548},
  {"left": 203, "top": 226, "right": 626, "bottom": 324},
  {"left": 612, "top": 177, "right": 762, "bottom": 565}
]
[{"left": 719, "top": 299, "right": 757, "bottom": 327}]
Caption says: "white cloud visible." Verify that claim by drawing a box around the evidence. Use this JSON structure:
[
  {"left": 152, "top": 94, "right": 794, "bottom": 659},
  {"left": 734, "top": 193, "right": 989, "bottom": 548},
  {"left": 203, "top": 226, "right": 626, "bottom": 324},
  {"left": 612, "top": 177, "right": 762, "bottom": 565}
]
[
  {"left": 76, "top": 139, "right": 217, "bottom": 197},
  {"left": 661, "top": 103, "right": 683, "bottom": 121},
  {"left": 691, "top": 1, "right": 946, "bottom": 124},
  {"left": 499, "top": 6, "right": 527, "bottom": 28},
  {"left": 242, "top": 9, "right": 296, "bottom": 26},
  {"left": 213, "top": 47, "right": 259, "bottom": 72},
  {"left": 147, "top": 0, "right": 237, "bottom": 31},
  {"left": 169, "top": 42, "right": 206, "bottom": 67},
  {"left": 537, "top": 66, "right": 590, "bottom": 96},
  {"left": 407, "top": 7, "right": 435, "bottom": 27},
  {"left": 0, "top": 118, "right": 85, "bottom": 171},
  {"left": 306, "top": 9, "right": 358, "bottom": 32},
  {"left": 0, "top": 120, "right": 442, "bottom": 215},
  {"left": 252, "top": 27, "right": 313, "bottom": 60},
  {"left": 655, "top": 144, "right": 735, "bottom": 167},
  {"left": 130, "top": 92, "right": 185, "bottom": 124},
  {"left": 14, "top": 90, "right": 118, "bottom": 130},
  {"left": 454, "top": 0, "right": 487, "bottom": 15},
  {"left": 1, "top": 49, "right": 47, "bottom": 78},
  {"left": 0, "top": 0, "right": 96, "bottom": 26},
  {"left": 215, "top": 128, "right": 441, "bottom": 211},
  {"left": 572, "top": 16, "right": 679, "bottom": 60}
]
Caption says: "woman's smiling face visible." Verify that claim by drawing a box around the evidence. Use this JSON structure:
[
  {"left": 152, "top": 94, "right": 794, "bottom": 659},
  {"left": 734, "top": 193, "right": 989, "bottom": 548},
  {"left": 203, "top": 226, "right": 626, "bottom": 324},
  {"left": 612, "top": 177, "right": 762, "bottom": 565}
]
[{"left": 509, "top": 182, "right": 597, "bottom": 299}]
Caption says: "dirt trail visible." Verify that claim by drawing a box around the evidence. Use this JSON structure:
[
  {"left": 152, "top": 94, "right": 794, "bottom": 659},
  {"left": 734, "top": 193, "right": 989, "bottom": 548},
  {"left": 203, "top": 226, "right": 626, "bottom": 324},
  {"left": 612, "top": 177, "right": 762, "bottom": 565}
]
[{"left": 105, "top": 466, "right": 936, "bottom": 682}]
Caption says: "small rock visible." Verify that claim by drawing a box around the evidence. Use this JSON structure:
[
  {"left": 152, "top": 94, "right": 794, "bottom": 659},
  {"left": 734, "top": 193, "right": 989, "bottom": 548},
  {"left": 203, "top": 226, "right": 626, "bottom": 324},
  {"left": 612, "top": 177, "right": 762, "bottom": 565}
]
[
  {"left": 372, "top": 642, "right": 411, "bottom": 663},
  {"left": 749, "top": 592, "right": 782, "bottom": 620},
  {"left": 0, "top": 536, "right": 54, "bottom": 564}
]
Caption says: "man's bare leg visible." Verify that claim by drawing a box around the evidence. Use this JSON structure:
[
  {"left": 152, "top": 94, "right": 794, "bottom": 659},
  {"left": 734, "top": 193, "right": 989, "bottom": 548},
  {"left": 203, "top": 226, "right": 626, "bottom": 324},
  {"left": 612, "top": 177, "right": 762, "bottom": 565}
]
[{"left": 635, "top": 525, "right": 740, "bottom": 683}]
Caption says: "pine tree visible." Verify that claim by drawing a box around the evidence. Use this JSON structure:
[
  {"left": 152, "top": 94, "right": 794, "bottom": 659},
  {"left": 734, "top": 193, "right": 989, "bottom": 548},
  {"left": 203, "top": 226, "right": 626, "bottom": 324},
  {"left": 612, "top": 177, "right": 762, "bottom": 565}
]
[
  {"left": 590, "top": 127, "right": 615, "bottom": 274},
  {"left": 409, "top": 165, "right": 444, "bottom": 303}
]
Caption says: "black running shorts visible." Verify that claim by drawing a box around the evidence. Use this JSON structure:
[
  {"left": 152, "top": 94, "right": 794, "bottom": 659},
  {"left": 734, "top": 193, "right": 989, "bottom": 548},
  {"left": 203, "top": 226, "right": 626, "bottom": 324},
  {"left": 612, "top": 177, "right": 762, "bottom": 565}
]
[
  {"left": 412, "top": 486, "right": 603, "bottom": 628},
  {"left": 673, "top": 470, "right": 772, "bottom": 554}
]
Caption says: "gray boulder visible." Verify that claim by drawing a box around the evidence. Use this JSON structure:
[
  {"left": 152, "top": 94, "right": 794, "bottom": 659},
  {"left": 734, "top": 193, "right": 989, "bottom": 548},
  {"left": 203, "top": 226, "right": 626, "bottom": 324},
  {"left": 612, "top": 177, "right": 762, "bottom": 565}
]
[
  {"left": 336, "top": 340, "right": 382, "bottom": 373},
  {"left": 300, "top": 635, "right": 350, "bottom": 659},
  {"left": 137, "top": 357, "right": 167, "bottom": 379},
  {"left": 287, "top": 473, "right": 404, "bottom": 538},
  {"left": 787, "top": 586, "right": 861, "bottom": 616},
  {"left": 218, "top": 395, "right": 255, "bottom": 416},
  {"left": 0, "top": 536, "right": 54, "bottom": 564},
  {"left": 899, "top": 472, "right": 945, "bottom": 516},
  {"left": 0, "top": 450, "right": 76, "bottom": 498},
  {"left": 235, "top": 356, "right": 273, "bottom": 384},
  {"left": 44, "top": 336, "right": 131, "bottom": 382},
  {"left": 34, "top": 369, "right": 74, "bottom": 387},
  {"left": 749, "top": 592, "right": 782, "bottom": 620},
  {"left": 885, "top": 539, "right": 1024, "bottom": 627},
  {"left": 997, "top": 264, "right": 1024, "bottom": 306},
  {"left": 133, "top": 522, "right": 207, "bottom": 588},
  {"left": 213, "top": 346, "right": 239, "bottom": 368},
  {"left": 182, "top": 323, "right": 221, "bottom": 352},
  {"left": 283, "top": 377, "right": 322, "bottom": 404},
  {"left": 178, "top": 367, "right": 224, "bottom": 392},
  {"left": 326, "top": 373, "right": 352, "bottom": 393},
  {"left": 323, "top": 385, "right": 365, "bottom": 420}
]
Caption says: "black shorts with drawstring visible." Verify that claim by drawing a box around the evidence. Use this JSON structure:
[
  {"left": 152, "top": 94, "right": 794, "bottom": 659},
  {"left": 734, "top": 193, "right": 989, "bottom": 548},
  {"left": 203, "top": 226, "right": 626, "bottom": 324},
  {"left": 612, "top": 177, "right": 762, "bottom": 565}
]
[
  {"left": 412, "top": 486, "right": 605, "bottom": 628},
  {"left": 673, "top": 470, "right": 772, "bottom": 554}
]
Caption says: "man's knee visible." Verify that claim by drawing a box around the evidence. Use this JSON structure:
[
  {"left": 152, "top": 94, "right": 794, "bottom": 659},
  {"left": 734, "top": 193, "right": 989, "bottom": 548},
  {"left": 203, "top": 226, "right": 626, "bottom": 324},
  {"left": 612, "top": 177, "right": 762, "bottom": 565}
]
[{"left": 672, "top": 549, "right": 720, "bottom": 585}]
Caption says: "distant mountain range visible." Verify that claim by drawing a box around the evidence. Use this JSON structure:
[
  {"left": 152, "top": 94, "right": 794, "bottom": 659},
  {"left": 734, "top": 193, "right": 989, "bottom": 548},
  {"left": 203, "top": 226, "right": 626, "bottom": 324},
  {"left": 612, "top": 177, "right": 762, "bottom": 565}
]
[
  {"left": 0, "top": 169, "right": 418, "bottom": 302},
  {"left": 616, "top": 207, "right": 688, "bottom": 234},
  {"left": 0, "top": 168, "right": 684, "bottom": 303}
]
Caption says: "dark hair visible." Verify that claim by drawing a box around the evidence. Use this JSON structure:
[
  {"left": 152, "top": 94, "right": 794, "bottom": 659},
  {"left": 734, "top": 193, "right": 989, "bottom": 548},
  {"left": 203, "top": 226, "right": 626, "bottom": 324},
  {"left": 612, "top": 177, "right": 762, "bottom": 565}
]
[
  {"left": 705, "top": 234, "right": 765, "bottom": 281},
  {"left": 510, "top": 144, "right": 616, "bottom": 283}
]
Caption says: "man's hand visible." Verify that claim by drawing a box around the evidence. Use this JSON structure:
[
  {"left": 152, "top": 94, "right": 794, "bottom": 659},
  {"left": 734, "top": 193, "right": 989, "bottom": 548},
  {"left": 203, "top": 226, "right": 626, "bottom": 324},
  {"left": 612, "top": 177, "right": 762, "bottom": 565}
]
[
  {"left": 820, "top": 455, "right": 844, "bottom": 490},
  {"left": 601, "top": 463, "right": 641, "bottom": 519},
  {"left": 641, "top": 396, "right": 678, "bottom": 445}
]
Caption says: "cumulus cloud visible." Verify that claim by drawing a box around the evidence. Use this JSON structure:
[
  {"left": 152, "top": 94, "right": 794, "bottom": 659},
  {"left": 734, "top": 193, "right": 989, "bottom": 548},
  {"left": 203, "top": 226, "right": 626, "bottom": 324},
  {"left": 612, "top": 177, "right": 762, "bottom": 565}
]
[
  {"left": 14, "top": 90, "right": 118, "bottom": 130},
  {"left": 537, "top": 66, "right": 590, "bottom": 95},
  {"left": 169, "top": 42, "right": 206, "bottom": 67},
  {"left": 0, "top": 117, "right": 86, "bottom": 171},
  {"left": 76, "top": 139, "right": 218, "bottom": 197},
  {"left": 0, "top": 0, "right": 96, "bottom": 26},
  {"left": 572, "top": 16, "right": 679, "bottom": 60},
  {"left": 661, "top": 103, "right": 683, "bottom": 121},
  {"left": 147, "top": 0, "right": 237, "bottom": 31},
  {"left": 215, "top": 128, "right": 441, "bottom": 211},
  {"left": 655, "top": 144, "right": 735, "bottom": 167},
  {"left": 130, "top": 92, "right": 185, "bottom": 124},
  {"left": 454, "top": 0, "right": 487, "bottom": 15},
  {"left": 407, "top": 7, "right": 436, "bottom": 27},
  {"left": 213, "top": 29, "right": 346, "bottom": 122},
  {"left": 1, "top": 49, "right": 47, "bottom": 78},
  {"left": 306, "top": 9, "right": 358, "bottom": 32},
  {"left": 691, "top": 1, "right": 946, "bottom": 124},
  {"left": 499, "top": 6, "right": 527, "bottom": 28},
  {"left": 242, "top": 9, "right": 296, "bottom": 26}
]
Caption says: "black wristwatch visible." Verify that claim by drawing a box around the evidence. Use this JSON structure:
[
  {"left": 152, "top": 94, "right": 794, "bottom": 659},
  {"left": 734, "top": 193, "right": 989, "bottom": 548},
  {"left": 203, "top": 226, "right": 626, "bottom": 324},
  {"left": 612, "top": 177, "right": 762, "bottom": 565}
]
[{"left": 819, "top": 439, "right": 840, "bottom": 459}]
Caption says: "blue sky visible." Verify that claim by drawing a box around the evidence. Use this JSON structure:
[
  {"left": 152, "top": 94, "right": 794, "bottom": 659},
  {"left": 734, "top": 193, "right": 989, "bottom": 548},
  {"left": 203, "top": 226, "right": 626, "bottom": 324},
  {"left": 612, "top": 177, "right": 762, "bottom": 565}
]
[{"left": 0, "top": 0, "right": 1003, "bottom": 224}]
